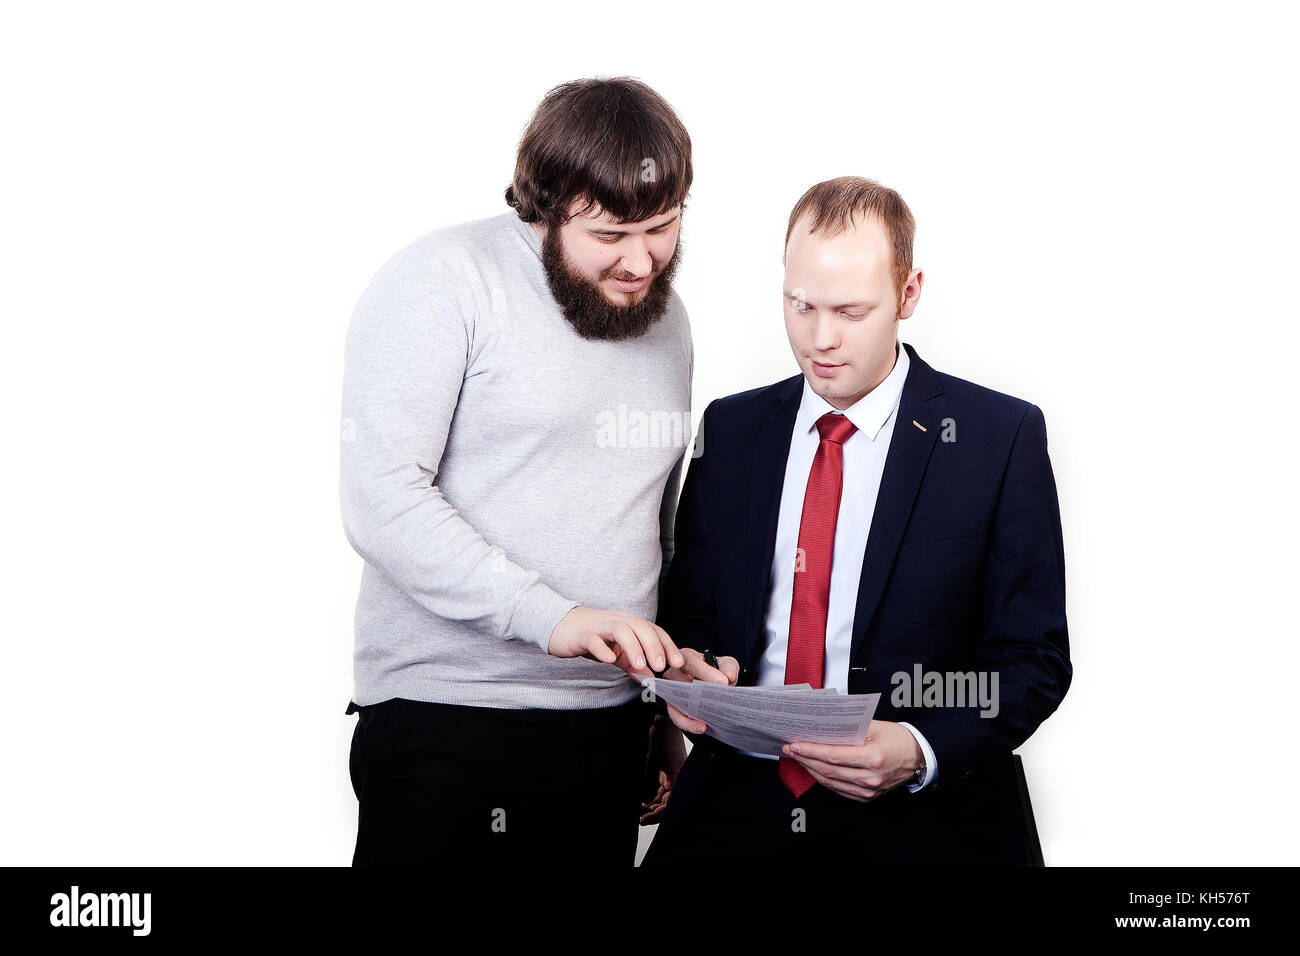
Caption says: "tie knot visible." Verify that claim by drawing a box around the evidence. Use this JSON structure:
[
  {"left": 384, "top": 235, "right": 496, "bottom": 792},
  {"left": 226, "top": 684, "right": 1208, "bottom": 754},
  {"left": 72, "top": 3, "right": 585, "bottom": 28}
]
[{"left": 816, "top": 412, "right": 857, "bottom": 445}]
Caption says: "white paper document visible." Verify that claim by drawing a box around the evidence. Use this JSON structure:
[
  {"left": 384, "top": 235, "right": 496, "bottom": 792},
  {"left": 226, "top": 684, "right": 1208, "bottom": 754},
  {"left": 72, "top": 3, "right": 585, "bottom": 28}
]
[{"left": 637, "top": 676, "right": 880, "bottom": 757}]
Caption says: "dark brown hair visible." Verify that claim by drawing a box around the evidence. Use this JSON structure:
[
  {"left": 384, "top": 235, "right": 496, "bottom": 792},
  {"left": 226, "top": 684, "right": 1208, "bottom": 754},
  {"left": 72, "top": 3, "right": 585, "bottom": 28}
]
[
  {"left": 785, "top": 176, "right": 916, "bottom": 302},
  {"left": 505, "top": 77, "right": 692, "bottom": 228}
]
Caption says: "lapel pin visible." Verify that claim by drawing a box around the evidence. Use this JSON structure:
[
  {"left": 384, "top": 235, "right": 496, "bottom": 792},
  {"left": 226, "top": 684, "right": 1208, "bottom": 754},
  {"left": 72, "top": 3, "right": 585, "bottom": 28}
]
[{"left": 913, "top": 420, "right": 926, "bottom": 432}]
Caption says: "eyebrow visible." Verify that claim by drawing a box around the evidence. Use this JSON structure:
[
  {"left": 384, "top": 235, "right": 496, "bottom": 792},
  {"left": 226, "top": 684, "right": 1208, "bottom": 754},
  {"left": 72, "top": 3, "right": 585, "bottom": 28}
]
[
  {"left": 783, "top": 291, "right": 874, "bottom": 310},
  {"left": 588, "top": 213, "right": 680, "bottom": 237}
]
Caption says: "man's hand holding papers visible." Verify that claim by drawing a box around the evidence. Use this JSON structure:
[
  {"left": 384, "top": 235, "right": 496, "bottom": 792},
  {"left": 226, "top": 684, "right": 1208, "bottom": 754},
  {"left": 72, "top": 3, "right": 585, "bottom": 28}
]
[{"left": 657, "top": 647, "right": 739, "bottom": 734}]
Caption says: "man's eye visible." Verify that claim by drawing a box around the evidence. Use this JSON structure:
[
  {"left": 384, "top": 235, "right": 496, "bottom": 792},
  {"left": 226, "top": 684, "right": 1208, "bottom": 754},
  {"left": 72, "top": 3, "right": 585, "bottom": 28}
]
[
  {"left": 596, "top": 235, "right": 621, "bottom": 244},
  {"left": 842, "top": 312, "right": 865, "bottom": 319}
]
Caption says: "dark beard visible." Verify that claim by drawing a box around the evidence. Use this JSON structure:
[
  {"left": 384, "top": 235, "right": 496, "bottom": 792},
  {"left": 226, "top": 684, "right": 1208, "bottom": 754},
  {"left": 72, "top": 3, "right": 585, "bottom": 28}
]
[{"left": 541, "top": 225, "right": 681, "bottom": 341}]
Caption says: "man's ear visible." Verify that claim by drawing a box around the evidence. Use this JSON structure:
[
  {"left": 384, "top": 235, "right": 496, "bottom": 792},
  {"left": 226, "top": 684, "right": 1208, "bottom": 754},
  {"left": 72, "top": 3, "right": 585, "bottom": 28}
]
[{"left": 898, "top": 268, "right": 924, "bottom": 321}]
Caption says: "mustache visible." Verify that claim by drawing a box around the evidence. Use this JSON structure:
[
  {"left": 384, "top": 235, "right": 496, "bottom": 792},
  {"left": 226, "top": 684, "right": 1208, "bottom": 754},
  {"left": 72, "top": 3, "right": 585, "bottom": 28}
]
[{"left": 607, "top": 267, "right": 655, "bottom": 281}]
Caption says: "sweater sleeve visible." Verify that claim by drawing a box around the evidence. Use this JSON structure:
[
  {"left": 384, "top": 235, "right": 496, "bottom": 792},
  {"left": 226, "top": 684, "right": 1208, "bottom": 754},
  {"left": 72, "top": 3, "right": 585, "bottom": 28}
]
[{"left": 339, "top": 245, "right": 579, "bottom": 652}]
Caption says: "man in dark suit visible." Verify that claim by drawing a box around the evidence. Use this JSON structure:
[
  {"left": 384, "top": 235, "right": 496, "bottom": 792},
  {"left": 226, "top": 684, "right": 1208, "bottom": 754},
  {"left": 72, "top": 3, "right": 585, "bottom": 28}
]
[{"left": 641, "top": 176, "right": 1071, "bottom": 866}]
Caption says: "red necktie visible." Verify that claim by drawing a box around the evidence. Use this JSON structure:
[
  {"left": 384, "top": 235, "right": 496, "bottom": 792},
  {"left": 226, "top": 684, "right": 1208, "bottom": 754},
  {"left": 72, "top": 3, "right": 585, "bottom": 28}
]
[{"left": 778, "top": 411, "right": 858, "bottom": 798}]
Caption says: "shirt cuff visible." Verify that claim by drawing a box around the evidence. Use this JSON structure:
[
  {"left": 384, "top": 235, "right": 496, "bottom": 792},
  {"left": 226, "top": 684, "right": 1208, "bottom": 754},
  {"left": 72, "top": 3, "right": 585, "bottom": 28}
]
[{"left": 898, "top": 721, "right": 938, "bottom": 792}]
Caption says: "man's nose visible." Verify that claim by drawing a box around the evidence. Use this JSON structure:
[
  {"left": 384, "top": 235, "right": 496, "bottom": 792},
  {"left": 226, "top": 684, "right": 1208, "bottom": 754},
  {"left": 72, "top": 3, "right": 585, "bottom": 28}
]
[
  {"left": 812, "top": 311, "right": 839, "bottom": 350},
  {"left": 618, "top": 240, "right": 653, "bottom": 278}
]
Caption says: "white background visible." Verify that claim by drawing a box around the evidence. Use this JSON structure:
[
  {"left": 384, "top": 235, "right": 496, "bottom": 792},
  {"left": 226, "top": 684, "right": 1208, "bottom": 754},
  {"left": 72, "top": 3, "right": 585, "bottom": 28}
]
[{"left": 2, "top": 0, "right": 1296, "bottom": 866}]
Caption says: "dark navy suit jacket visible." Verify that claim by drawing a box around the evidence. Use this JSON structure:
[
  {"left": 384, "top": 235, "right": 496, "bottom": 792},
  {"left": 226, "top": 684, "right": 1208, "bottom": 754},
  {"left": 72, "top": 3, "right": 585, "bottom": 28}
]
[{"left": 655, "top": 342, "right": 1071, "bottom": 862}]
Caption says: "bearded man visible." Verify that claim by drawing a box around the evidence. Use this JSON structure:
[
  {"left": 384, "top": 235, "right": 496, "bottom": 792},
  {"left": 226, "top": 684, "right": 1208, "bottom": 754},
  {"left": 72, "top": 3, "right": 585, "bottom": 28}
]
[{"left": 340, "top": 76, "right": 693, "bottom": 866}]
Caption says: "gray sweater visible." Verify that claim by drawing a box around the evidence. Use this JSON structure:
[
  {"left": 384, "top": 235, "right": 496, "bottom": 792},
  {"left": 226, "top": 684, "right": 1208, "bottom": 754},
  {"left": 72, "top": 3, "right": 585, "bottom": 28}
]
[{"left": 340, "top": 211, "right": 693, "bottom": 709}]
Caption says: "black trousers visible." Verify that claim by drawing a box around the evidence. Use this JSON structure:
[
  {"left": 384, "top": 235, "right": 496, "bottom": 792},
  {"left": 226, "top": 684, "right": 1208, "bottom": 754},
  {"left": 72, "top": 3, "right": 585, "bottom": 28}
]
[{"left": 347, "top": 695, "right": 654, "bottom": 867}]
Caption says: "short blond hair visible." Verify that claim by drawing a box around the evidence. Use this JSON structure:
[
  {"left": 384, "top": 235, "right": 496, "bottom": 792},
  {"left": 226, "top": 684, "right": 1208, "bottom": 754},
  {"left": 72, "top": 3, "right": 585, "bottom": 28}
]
[{"left": 785, "top": 176, "right": 916, "bottom": 302}]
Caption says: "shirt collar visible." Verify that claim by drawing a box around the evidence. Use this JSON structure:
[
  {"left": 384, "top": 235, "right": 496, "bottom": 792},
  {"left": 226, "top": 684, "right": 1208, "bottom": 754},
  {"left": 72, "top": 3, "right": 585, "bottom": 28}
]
[{"left": 795, "top": 340, "right": 911, "bottom": 442}]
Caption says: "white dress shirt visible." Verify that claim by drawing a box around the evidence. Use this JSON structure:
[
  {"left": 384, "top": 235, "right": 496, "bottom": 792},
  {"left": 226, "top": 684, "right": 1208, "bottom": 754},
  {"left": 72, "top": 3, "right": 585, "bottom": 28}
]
[{"left": 745, "top": 341, "right": 938, "bottom": 791}]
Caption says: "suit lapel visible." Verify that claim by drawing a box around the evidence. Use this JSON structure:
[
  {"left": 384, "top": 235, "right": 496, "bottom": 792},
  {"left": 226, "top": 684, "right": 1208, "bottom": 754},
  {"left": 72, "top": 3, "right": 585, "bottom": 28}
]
[
  {"left": 741, "top": 374, "right": 803, "bottom": 675},
  {"left": 848, "top": 343, "right": 946, "bottom": 663}
]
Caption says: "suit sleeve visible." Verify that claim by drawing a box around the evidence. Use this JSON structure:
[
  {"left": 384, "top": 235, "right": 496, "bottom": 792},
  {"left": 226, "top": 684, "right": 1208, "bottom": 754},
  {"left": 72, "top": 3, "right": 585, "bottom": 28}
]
[
  {"left": 655, "top": 402, "right": 720, "bottom": 655},
  {"left": 657, "top": 449, "right": 686, "bottom": 593},
  {"left": 657, "top": 303, "right": 693, "bottom": 592},
  {"left": 905, "top": 404, "right": 1072, "bottom": 784}
]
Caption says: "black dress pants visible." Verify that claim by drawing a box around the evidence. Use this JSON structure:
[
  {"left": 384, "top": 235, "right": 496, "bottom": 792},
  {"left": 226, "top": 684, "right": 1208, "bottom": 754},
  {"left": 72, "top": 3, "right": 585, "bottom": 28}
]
[{"left": 347, "top": 695, "right": 653, "bottom": 867}]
